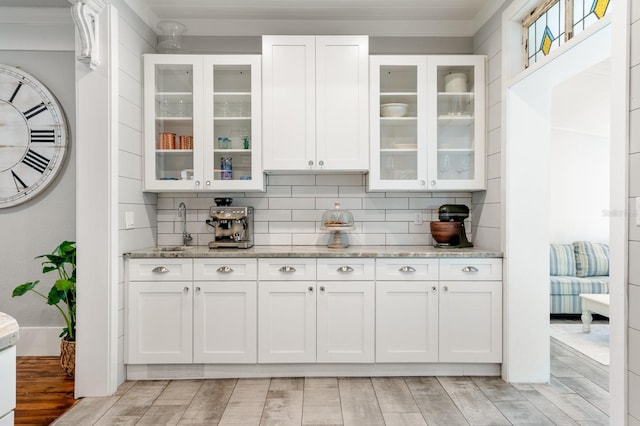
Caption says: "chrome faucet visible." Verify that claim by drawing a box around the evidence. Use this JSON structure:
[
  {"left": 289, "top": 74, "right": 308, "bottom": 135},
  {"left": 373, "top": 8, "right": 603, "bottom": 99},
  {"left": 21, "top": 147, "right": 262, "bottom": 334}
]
[{"left": 178, "top": 202, "right": 193, "bottom": 246}]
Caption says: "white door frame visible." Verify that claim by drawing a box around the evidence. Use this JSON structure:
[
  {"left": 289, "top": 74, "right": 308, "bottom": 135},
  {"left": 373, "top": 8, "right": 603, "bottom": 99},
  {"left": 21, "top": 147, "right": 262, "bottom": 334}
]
[{"left": 501, "top": 1, "right": 628, "bottom": 424}]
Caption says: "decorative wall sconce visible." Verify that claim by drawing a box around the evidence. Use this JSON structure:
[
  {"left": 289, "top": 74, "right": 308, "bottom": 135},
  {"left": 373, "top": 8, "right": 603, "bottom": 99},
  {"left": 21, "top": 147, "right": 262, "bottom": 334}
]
[{"left": 69, "top": 0, "right": 105, "bottom": 70}]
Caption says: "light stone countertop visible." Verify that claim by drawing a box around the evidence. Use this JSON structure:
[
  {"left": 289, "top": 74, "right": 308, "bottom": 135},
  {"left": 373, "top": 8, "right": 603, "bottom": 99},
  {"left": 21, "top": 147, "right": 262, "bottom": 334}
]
[
  {"left": 125, "top": 245, "right": 503, "bottom": 259},
  {"left": 0, "top": 312, "right": 19, "bottom": 352}
]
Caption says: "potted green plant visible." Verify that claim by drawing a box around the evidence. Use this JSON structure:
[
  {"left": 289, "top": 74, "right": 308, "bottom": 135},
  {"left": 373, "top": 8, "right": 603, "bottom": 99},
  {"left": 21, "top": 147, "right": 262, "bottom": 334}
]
[{"left": 12, "top": 240, "right": 76, "bottom": 375}]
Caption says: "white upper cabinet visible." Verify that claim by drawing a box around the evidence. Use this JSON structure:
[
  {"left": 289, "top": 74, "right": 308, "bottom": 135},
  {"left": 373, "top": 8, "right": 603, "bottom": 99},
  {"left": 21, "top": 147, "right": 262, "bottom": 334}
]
[
  {"left": 369, "top": 55, "right": 486, "bottom": 191},
  {"left": 262, "top": 36, "right": 369, "bottom": 172},
  {"left": 427, "top": 55, "right": 486, "bottom": 191},
  {"left": 144, "top": 54, "right": 263, "bottom": 192},
  {"left": 369, "top": 55, "right": 428, "bottom": 191}
]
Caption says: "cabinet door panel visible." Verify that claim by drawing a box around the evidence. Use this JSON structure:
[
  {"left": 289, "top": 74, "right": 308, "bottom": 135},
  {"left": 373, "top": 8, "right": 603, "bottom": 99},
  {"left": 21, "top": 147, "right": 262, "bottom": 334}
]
[
  {"left": 317, "top": 281, "right": 374, "bottom": 363},
  {"left": 438, "top": 281, "right": 502, "bottom": 362},
  {"left": 376, "top": 282, "right": 439, "bottom": 363},
  {"left": 126, "top": 282, "right": 192, "bottom": 364},
  {"left": 193, "top": 282, "right": 257, "bottom": 363},
  {"left": 258, "top": 282, "right": 316, "bottom": 363},
  {"left": 316, "top": 36, "right": 369, "bottom": 170},
  {"left": 262, "top": 36, "right": 316, "bottom": 170}
]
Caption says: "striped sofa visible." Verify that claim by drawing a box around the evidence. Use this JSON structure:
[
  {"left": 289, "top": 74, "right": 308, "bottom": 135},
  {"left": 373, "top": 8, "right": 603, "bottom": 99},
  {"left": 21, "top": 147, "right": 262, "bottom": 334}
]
[{"left": 550, "top": 241, "right": 609, "bottom": 314}]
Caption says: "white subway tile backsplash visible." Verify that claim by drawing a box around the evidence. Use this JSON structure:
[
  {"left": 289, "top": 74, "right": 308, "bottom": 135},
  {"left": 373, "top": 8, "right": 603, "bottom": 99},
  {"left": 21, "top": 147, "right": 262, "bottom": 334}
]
[
  {"left": 158, "top": 181, "right": 478, "bottom": 246},
  {"left": 316, "top": 197, "right": 363, "bottom": 210},
  {"left": 364, "top": 198, "right": 409, "bottom": 210},
  {"left": 268, "top": 197, "right": 315, "bottom": 210},
  {"left": 362, "top": 221, "right": 408, "bottom": 234},
  {"left": 292, "top": 185, "right": 339, "bottom": 197},
  {"left": 488, "top": 101, "right": 501, "bottom": 131},
  {"left": 254, "top": 209, "right": 292, "bottom": 222},
  {"left": 487, "top": 128, "right": 501, "bottom": 155},
  {"left": 270, "top": 221, "right": 316, "bottom": 233},
  {"left": 254, "top": 233, "right": 292, "bottom": 245},
  {"left": 292, "top": 209, "right": 325, "bottom": 221}
]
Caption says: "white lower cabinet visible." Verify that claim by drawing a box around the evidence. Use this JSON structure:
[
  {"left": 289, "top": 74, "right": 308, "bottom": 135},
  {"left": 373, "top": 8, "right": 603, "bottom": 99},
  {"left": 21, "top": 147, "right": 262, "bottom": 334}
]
[
  {"left": 258, "top": 258, "right": 375, "bottom": 363},
  {"left": 126, "top": 258, "right": 257, "bottom": 364},
  {"left": 376, "top": 258, "right": 502, "bottom": 363},
  {"left": 258, "top": 281, "right": 317, "bottom": 363},
  {"left": 127, "top": 281, "right": 193, "bottom": 364},
  {"left": 127, "top": 256, "right": 501, "bottom": 369}
]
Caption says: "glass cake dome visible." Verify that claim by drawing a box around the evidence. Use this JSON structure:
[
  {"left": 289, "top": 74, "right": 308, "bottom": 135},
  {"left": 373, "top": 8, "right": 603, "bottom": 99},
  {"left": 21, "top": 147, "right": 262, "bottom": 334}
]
[{"left": 320, "top": 202, "right": 355, "bottom": 248}]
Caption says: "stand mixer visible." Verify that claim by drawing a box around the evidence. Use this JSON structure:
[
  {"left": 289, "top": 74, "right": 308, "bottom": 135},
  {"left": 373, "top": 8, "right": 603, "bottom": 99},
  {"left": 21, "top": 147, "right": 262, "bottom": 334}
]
[{"left": 430, "top": 204, "right": 473, "bottom": 248}]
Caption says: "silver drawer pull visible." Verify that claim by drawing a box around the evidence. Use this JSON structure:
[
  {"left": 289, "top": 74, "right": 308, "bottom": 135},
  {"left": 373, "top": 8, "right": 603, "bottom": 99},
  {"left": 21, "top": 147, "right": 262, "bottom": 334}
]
[
  {"left": 399, "top": 266, "right": 416, "bottom": 273},
  {"left": 279, "top": 265, "right": 297, "bottom": 273},
  {"left": 462, "top": 266, "right": 479, "bottom": 273},
  {"left": 217, "top": 266, "right": 234, "bottom": 273},
  {"left": 152, "top": 266, "right": 169, "bottom": 274},
  {"left": 337, "top": 265, "right": 354, "bottom": 273}
]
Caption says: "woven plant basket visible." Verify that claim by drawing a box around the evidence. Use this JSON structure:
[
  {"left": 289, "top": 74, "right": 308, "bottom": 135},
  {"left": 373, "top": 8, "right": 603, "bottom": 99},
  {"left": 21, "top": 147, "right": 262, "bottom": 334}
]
[{"left": 60, "top": 338, "right": 76, "bottom": 376}]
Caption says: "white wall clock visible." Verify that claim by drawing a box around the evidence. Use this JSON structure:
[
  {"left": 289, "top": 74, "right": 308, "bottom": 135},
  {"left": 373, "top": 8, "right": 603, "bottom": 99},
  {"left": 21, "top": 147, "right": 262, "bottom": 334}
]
[{"left": 0, "top": 64, "right": 69, "bottom": 208}]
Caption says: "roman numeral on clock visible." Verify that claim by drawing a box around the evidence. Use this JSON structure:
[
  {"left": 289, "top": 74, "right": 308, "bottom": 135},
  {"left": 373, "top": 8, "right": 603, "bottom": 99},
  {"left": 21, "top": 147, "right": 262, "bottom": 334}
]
[
  {"left": 11, "top": 170, "right": 27, "bottom": 191},
  {"left": 9, "top": 82, "right": 22, "bottom": 103},
  {"left": 22, "top": 149, "right": 50, "bottom": 174},
  {"left": 30, "top": 129, "right": 55, "bottom": 143},
  {"left": 23, "top": 102, "right": 47, "bottom": 120}
]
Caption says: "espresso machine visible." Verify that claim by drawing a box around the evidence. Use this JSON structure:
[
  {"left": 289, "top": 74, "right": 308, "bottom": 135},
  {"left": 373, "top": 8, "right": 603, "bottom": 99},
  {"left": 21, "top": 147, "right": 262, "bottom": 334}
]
[
  {"left": 206, "top": 199, "right": 254, "bottom": 249},
  {"left": 430, "top": 204, "right": 473, "bottom": 248}
]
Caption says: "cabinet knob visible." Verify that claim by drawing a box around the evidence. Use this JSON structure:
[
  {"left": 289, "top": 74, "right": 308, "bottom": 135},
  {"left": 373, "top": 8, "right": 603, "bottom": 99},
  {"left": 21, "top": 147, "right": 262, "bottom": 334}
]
[
  {"left": 183, "top": 286, "right": 189, "bottom": 293},
  {"left": 279, "top": 265, "right": 297, "bottom": 273},
  {"left": 431, "top": 285, "right": 437, "bottom": 293},
  {"left": 308, "top": 160, "right": 314, "bottom": 167},
  {"left": 217, "top": 266, "right": 234, "bottom": 273},
  {"left": 152, "top": 266, "right": 169, "bottom": 274},
  {"left": 443, "top": 285, "right": 449, "bottom": 292},
  {"left": 337, "top": 265, "right": 354, "bottom": 273},
  {"left": 319, "top": 160, "right": 324, "bottom": 167},
  {"left": 320, "top": 286, "right": 325, "bottom": 292},
  {"left": 430, "top": 180, "right": 436, "bottom": 187},
  {"left": 399, "top": 266, "right": 416, "bottom": 273},
  {"left": 420, "top": 180, "right": 426, "bottom": 187},
  {"left": 308, "top": 286, "right": 314, "bottom": 293},
  {"left": 205, "top": 180, "right": 211, "bottom": 187},
  {"left": 195, "top": 180, "right": 201, "bottom": 188},
  {"left": 195, "top": 286, "right": 201, "bottom": 293},
  {"left": 462, "top": 266, "right": 479, "bottom": 273}
]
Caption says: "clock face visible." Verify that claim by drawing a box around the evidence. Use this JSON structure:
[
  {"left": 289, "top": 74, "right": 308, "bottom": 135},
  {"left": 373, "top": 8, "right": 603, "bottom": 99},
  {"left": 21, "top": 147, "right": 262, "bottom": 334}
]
[{"left": 0, "top": 64, "right": 69, "bottom": 208}]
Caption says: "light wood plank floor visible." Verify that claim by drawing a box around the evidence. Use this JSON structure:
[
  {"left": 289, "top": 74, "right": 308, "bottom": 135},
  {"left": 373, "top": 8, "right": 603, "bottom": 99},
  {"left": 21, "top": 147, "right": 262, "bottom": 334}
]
[{"left": 52, "top": 339, "right": 608, "bottom": 425}]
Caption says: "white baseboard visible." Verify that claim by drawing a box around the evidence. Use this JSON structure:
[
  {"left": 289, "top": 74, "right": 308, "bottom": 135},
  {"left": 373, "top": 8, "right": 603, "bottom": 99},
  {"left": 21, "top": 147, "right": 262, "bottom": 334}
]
[{"left": 15, "top": 327, "right": 61, "bottom": 356}]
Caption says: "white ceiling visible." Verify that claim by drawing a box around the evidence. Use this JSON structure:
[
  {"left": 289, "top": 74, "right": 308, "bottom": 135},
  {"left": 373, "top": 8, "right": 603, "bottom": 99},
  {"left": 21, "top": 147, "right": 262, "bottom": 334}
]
[
  {"left": 126, "top": 0, "right": 507, "bottom": 37},
  {"left": 0, "top": 0, "right": 507, "bottom": 37}
]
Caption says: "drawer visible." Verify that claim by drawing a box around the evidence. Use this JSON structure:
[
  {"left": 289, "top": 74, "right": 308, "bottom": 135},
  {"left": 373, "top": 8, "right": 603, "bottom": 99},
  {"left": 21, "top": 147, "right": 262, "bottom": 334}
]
[
  {"left": 258, "top": 258, "right": 316, "bottom": 281},
  {"left": 128, "top": 258, "right": 193, "bottom": 281},
  {"left": 194, "top": 258, "right": 257, "bottom": 281},
  {"left": 439, "top": 258, "right": 502, "bottom": 281},
  {"left": 317, "top": 258, "right": 375, "bottom": 281},
  {"left": 376, "top": 258, "right": 439, "bottom": 281}
]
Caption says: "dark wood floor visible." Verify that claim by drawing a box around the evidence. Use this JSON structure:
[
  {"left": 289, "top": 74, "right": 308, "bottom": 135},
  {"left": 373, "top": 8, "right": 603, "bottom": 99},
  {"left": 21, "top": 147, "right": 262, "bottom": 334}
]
[{"left": 15, "top": 357, "right": 76, "bottom": 426}]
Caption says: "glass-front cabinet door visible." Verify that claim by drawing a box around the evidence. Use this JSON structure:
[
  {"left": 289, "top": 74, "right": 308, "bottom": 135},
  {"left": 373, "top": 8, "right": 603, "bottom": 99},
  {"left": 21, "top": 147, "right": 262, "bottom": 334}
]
[
  {"left": 144, "top": 55, "right": 203, "bottom": 191},
  {"left": 427, "top": 55, "right": 485, "bottom": 190},
  {"left": 144, "top": 55, "right": 263, "bottom": 192},
  {"left": 368, "top": 56, "right": 427, "bottom": 191},
  {"left": 203, "top": 55, "right": 262, "bottom": 191}
]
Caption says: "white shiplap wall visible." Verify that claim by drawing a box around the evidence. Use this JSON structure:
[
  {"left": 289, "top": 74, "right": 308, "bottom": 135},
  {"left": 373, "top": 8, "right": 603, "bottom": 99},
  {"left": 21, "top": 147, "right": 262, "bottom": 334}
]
[
  {"left": 116, "top": 4, "right": 156, "bottom": 385},
  {"left": 629, "top": 1, "right": 640, "bottom": 423},
  {"left": 471, "top": 3, "right": 505, "bottom": 252},
  {"left": 157, "top": 174, "right": 473, "bottom": 247}
]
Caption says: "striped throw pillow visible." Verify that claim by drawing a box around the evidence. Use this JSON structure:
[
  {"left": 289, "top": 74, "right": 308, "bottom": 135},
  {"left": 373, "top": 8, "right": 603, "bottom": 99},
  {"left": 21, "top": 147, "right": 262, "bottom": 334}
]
[
  {"left": 550, "top": 244, "right": 576, "bottom": 276},
  {"left": 573, "top": 241, "right": 609, "bottom": 277}
]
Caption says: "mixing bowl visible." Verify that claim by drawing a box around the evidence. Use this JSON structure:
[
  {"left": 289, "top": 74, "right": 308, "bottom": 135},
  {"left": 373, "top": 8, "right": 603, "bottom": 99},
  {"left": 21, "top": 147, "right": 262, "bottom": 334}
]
[{"left": 430, "top": 221, "right": 461, "bottom": 245}]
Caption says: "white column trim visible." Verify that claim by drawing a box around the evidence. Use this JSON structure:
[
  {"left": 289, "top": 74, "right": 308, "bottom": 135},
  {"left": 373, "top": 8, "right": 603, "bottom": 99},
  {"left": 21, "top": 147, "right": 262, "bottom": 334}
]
[{"left": 69, "top": 0, "right": 106, "bottom": 70}]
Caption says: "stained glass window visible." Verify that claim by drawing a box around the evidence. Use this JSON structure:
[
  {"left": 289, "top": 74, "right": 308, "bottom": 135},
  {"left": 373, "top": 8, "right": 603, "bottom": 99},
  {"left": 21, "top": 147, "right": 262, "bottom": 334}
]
[{"left": 524, "top": 0, "right": 612, "bottom": 68}]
